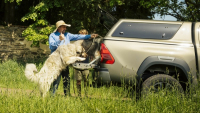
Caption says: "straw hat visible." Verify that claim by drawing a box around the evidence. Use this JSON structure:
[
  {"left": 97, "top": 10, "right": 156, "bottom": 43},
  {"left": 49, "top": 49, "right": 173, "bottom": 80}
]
[{"left": 53, "top": 20, "right": 71, "bottom": 32}]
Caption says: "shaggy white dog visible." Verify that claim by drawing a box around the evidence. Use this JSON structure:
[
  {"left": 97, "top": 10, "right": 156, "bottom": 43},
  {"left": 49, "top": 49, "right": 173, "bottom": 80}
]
[{"left": 25, "top": 40, "right": 86, "bottom": 97}]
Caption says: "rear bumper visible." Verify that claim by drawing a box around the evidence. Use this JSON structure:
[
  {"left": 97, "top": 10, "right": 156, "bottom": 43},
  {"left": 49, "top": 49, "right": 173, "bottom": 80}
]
[{"left": 97, "top": 68, "right": 111, "bottom": 83}]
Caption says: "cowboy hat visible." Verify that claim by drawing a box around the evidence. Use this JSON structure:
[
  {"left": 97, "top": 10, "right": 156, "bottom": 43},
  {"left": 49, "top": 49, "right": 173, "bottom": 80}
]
[{"left": 53, "top": 20, "right": 71, "bottom": 32}]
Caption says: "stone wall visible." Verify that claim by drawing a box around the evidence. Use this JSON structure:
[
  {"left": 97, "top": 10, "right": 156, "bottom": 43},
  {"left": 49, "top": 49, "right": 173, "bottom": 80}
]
[{"left": 0, "top": 25, "right": 50, "bottom": 62}]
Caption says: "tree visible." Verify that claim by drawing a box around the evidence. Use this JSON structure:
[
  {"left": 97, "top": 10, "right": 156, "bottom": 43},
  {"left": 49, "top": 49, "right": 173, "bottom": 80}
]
[
  {"left": 1, "top": 0, "right": 153, "bottom": 46},
  {"left": 0, "top": 0, "right": 41, "bottom": 25},
  {"left": 106, "top": 0, "right": 153, "bottom": 19},
  {"left": 2, "top": 0, "right": 18, "bottom": 25},
  {"left": 21, "top": 0, "right": 103, "bottom": 46},
  {"left": 140, "top": 0, "right": 200, "bottom": 21}
]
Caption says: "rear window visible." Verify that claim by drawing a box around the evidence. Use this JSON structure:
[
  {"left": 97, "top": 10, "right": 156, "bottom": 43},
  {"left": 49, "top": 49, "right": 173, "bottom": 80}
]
[{"left": 112, "top": 22, "right": 181, "bottom": 39}]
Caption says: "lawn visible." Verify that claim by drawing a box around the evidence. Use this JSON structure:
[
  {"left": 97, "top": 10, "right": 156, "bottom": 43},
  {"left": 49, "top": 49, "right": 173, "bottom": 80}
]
[{"left": 0, "top": 59, "right": 200, "bottom": 113}]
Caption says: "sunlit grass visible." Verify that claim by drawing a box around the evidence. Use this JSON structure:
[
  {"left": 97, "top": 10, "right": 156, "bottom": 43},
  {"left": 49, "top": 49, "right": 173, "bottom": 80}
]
[{"left": 0, "top": 59, "right": 200, "bottom": 112}]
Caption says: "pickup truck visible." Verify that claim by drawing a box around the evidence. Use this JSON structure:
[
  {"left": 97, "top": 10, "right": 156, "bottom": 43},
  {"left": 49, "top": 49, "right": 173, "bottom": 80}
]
[{"left": 96, "top": 9, "right": 200, "bottom": 94}]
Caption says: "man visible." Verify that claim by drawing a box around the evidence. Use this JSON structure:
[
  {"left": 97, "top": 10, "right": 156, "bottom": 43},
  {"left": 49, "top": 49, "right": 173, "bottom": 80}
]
[{"left": 49, "top": 20, "right": 97, "bottom": 96}]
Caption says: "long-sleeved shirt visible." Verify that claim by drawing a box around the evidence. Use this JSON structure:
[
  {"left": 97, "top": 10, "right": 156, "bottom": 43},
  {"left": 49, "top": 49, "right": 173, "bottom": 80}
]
[{"left": 49, "top": 31, "right": 91, "bottom": 53}]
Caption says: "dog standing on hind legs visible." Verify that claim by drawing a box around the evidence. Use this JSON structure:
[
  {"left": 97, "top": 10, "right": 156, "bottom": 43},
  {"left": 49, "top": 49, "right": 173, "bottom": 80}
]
[{"left": 25, "top": 43, "right": 86, "bottom": 97}]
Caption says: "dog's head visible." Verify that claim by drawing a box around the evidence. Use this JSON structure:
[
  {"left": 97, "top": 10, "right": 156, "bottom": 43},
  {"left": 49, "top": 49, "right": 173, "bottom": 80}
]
[
  {"left": 81, "top": 37, "right": 103, "bottom": 59},
  {"left": 75, "top": 45, "right": 87, "bottom": 57},
  {"left": 72, "top": 40, "right": 86, "bottom": 57},
  {"left": 72, "top": 37, "right": 102, "bottom": 59}
]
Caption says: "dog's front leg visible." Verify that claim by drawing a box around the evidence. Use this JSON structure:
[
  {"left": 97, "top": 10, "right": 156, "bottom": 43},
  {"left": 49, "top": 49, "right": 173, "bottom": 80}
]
[{"left": 64, "top": 57, "right": 86, "bottom": 65}]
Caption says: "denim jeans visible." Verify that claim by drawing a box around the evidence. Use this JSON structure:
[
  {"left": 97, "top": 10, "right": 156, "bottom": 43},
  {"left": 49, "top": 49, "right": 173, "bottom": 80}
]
[{"left": 50, "top": 66, "right": 70, "bottom": 96}]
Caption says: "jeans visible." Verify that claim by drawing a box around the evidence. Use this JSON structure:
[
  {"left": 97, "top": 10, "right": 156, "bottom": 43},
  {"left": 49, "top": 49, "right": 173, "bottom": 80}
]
[{"left": 50, "top": 66, "right": 70, "bottom": 96}]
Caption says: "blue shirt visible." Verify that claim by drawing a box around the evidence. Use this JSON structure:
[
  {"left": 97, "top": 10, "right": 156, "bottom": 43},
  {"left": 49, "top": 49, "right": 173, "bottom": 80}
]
[{"left": 49, "top": 31, "right": 91, "bottom": 53}]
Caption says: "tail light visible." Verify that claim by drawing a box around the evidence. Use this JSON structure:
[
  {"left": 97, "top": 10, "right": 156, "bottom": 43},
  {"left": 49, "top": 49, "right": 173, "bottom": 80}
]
[{"left": 100, "top": 43, "right": 115, "bottom": 64}]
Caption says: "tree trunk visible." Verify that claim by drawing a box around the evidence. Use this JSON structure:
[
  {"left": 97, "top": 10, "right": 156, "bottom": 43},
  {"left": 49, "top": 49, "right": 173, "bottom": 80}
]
[{"left": 4, "top": 1, "right": 16, "bottom": 25}]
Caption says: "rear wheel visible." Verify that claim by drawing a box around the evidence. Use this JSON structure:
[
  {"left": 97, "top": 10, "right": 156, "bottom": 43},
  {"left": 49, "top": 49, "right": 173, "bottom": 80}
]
[{"left": 141, "top": 74, "right": 184, "bottom": 96}]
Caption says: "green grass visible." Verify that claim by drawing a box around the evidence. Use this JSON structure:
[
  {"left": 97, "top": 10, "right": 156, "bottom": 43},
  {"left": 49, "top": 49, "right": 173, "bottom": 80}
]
[{"left": 0, "top": 59, "right": 200, "bottom": 112}]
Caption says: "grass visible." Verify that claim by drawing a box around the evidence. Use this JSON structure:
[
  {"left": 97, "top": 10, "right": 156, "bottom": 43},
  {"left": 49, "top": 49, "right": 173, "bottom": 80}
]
[{"left": 0, "top": 59, "right": 200, "bottom": 112}]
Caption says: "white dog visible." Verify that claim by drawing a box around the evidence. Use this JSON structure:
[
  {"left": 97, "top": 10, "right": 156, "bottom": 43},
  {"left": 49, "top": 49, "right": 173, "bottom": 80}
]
[{"left": 25, "top": 40, "right": 86, "bottom": 97}]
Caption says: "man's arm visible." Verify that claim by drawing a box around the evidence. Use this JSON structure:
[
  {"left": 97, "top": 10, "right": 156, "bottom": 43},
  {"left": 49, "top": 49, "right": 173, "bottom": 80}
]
[{"left": 67, "top": 33, "right": 91, "bottom": 41}]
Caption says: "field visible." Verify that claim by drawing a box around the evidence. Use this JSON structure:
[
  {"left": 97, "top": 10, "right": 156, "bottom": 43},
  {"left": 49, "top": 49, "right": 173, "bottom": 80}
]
[{"left": 0, "top": 59, "right": 200, "bottom": 113}]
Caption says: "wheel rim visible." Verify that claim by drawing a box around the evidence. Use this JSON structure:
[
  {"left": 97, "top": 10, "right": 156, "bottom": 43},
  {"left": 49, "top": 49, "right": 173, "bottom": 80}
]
[{"left": 151, "top": 82, "right": 174, "bottom": 92}]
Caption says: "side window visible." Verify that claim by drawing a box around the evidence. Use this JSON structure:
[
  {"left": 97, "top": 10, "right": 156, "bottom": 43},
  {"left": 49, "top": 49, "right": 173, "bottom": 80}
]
[{"left": 112, "top": 22, "right": 181, "bottom": 39}]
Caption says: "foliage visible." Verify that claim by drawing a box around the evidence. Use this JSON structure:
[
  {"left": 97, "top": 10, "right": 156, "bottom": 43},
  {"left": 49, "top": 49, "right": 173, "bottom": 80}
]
[
  {"left": 0, "top": 60, "right": 35, "bottom": 89},
  {"left": 140, "top": 0, "right": 200, "bottom": 21},
  {"left": 2, "top": 0, "right": 153, "bottom": 46},
  {"left": 20, "top": 0, "right": 104, "bottom": 46},
  {"left": 21, "top": 2, "right": 49, "bottom": 22},
  {"left": 2, "top": 91, "right": 200, "bottom": 113},
  {"left": 19, "top": 0, "right": 153, "bottom": 47},
  {"left": 1, "top": 60, "right": 200, "bottom": 112},
  {"left": 4, "top": 0, "right": 22, "bottom": 5},
  {"left": 109, "top": 0, "right": 125, "bottom": 6},
  {"left": 107, "top": 0, "right": 153, "bottom": 19},
  {"left": 22, "top": 19, "right": 55, "bottom": 46}
]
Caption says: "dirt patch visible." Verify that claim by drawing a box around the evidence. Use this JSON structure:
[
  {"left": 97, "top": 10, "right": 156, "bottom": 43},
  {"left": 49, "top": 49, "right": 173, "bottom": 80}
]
[{"left": 0, "top": 87, "right": 35, "bottom": 95}]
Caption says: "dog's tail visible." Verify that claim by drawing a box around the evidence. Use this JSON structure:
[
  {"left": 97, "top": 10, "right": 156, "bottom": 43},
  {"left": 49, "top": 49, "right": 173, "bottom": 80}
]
[{"left": 25, "top": 63, "right": 39, "bottom": 83}]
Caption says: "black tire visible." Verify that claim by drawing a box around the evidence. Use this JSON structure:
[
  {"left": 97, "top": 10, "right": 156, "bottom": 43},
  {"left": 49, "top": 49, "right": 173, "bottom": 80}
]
[{"left": 141, "top": 74, "right": 184, "bottom": 96}]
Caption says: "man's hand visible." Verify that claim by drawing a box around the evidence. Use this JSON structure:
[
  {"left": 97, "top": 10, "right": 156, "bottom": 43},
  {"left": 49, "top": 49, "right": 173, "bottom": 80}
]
[
  {"left": 59, "top": 33, "right": 65, "bottom": 41},
  {"left": 90, "top": 34, "right": 98, "bottom": 38}
]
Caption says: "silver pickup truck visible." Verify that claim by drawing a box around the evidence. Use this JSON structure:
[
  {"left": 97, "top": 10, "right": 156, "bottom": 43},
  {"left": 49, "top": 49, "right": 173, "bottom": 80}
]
[
  {"left": 73, "top": 8, "right": 200, "bottom": 94},
  {"left": 97, "top": 11, "right": 200, "bottom": 93}
]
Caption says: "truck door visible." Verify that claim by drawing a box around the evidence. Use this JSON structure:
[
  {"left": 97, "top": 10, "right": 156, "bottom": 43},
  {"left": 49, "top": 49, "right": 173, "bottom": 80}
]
[{"left": 193, "top": 22, "right": 200, "bottom": 80}]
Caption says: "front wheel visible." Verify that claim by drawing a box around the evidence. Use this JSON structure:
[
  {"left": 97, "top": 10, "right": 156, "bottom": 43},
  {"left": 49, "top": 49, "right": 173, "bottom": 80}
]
[{"left": 141, "top": 74, "right": 184, "bottom": 96}]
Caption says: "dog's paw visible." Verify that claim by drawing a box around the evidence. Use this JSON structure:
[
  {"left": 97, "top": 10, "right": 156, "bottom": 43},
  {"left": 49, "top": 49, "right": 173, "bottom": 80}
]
[{"left": 78, "top": 57, "right": 86, "bottom": 61}]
